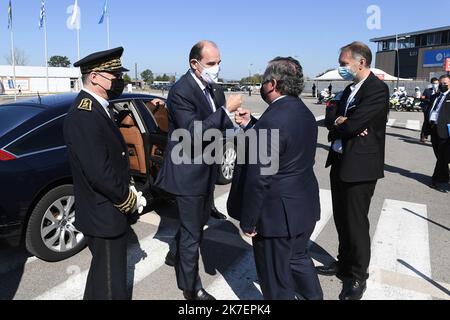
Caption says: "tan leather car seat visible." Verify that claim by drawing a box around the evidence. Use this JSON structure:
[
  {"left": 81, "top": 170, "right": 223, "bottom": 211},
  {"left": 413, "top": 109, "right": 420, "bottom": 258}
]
[
  {"left": 119, "top": 115, "right": 146, "bottom": 174},
  {"left": 154, "top": 107, "right": 169, "bottom": 133},
  {"left": 145, "top": 101, "right": 169, "bottom": 133}
]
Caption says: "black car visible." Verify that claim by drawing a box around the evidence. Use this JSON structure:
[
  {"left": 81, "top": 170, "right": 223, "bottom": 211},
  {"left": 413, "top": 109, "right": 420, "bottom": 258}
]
[{"left": 0, "top": 93, "right": 236, "bottom": 262}]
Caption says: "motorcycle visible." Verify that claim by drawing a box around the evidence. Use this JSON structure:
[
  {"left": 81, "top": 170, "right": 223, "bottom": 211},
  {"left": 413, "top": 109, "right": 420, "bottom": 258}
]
[
  {"left": 317, "top": 90, "right": 335, "bottom": 104},
  {"left": 402, "top": 97, "right": 422, "bottom": 112},
  {"left": 389, "top": 94, "right": 402, "bottom": 111}
]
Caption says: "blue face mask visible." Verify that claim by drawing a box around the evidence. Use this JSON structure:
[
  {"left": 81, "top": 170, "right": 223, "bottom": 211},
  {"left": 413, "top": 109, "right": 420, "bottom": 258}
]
[{"left": 338, "top": 66, "right": 357, "bottom": 81}]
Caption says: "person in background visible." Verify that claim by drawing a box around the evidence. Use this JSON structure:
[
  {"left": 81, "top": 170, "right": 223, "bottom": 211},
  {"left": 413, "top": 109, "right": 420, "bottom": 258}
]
[
  {"left": 422, "top": 75, "right": 450, "bottom": 191},
  {"left": 420, "top": 78, "right": 439, "bottom": 143}
]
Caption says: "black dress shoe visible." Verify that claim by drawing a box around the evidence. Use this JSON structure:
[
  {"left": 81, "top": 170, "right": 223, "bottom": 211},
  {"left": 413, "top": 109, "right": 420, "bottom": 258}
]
[
  {"left": 211, "top": 206, "right": 227, "bottom": 220},
  {"left": 165, "top": 251, "right": 175, "bottom": 267},
  {"left": 316, "top": 262, "right": 339, "bottom": 276},
  {"left": 183, "top": 288, "right": 216, "bottom": 300},
  {"left": 339, "top": 279, "right": 366, "bottom": 300}
]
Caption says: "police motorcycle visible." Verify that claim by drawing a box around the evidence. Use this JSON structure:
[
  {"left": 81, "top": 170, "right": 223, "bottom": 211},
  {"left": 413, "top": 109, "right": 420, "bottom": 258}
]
[{"left": 317, "top": 89, "right": 335, "bottom": 104}]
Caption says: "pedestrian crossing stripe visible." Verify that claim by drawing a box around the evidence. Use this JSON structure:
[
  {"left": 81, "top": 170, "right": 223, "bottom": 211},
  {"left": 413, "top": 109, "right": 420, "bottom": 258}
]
[
  {"left": 386, "top": 119, "right": 422, "bottom": 132},
  {"left": 1, "top": 189, "right": 446, "bottom": 300}
]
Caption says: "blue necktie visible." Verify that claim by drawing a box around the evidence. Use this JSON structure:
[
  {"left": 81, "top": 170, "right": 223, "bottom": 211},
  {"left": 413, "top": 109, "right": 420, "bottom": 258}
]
[
  {"left": 204, "top": 87, "right": 215, "bottom": 112},
  {"left": 432, "top": 94, "right": 445, "bottom": 114}
]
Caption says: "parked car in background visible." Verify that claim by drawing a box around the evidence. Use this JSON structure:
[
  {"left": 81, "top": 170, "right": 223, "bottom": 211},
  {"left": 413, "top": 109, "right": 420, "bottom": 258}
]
[{"left": 0, "top": 93, "right": 236, "bottom": 262}]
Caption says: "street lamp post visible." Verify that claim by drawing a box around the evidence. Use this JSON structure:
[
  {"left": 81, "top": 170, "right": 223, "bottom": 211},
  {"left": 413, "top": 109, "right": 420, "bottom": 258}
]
[
  {"left": 395, "top": 34, "right": 410, "bottom": 89},
  {"left": 248, "top": 63, "right": 253, "bottom": 95}
]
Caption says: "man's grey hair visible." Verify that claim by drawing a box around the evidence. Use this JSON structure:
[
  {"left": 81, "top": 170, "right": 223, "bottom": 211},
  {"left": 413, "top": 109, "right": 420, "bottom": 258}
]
[
  {"left": 262, "top": 57, "right": 305, "bottom": 97},
  {"left": 340, "top": 41, "right": 372, "bottom": 67}
]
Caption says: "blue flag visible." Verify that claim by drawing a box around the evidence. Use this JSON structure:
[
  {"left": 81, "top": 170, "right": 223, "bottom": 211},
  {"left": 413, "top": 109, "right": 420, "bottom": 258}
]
[
  {"left": 7, "top": 0, "right": 12, "bottom": 29},
  {"left": 39, "top": 0, "right": 46, "bottom": 29},
  {"left": 98, "top": 0, "right": 108, "bottom": 24}
]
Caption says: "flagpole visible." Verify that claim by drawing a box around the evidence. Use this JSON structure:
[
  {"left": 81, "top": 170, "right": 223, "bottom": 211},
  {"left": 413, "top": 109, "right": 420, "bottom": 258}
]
[
  {"left": 44, "top": 12, "right": 49, "bottom": 94},
  {"left": 106, "top": 12, "right": 110, "bottom": 49},
  {"left": 9, "top": 23, "right": 16, "bottom": 101},
  {"left": 76, "top": 28, "right": 80, "bottom": 61},
  {"left": 77, "top": 27, "right": 81, "bottom": 90}
]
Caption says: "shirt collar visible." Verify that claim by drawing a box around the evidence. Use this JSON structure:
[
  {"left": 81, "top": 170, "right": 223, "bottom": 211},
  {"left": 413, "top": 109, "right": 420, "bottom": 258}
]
[
  {"left": 272, "top": 95, "right": 287, "bottom": 104},
  {"left": 189, "top": 69, "right": 207, "bottom": 92},
  {"left": 350, "top": 75, "right": 369, "bottom": 92},
  {"left": 82, "top": 88, "right": 110, "bottom": 109}
]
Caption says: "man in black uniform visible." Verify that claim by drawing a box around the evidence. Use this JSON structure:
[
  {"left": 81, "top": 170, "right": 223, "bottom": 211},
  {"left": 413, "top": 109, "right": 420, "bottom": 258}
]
[{"left": 64, "top": 47, "right": 147, "bottom": 300}]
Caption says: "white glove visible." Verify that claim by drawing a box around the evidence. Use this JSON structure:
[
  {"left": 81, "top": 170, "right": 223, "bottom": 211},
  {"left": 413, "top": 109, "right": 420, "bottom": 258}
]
[{"left": 130, "top": 186, "right": 147, "bottom": 214}]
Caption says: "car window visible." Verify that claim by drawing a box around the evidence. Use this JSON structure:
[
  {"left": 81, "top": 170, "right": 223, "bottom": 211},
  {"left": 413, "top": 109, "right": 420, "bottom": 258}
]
[
  {"left": 0, "top": 106, "right": 42, "bottom": 138},
  {"left": 5, "top": 116, "right": 66, "bottom": 156},
  {"left": 142, "top": 99, "right": 168, "bottom": 132}
]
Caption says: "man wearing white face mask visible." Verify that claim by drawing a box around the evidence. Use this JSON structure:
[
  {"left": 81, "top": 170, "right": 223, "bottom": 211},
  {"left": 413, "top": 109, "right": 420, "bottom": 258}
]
[
  {"left": 318, "top": 42, "right": 389, "bottom": 300},
  {"left": 155, "top": 40, "right": 242, "bottom": 300}
]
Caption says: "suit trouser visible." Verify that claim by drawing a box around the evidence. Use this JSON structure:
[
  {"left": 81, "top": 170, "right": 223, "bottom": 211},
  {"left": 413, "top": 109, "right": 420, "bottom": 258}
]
[
  {"left": 252, "top": 229, "right": 323, "bottom": 300},
  {"left": 431, "top": 126, "right": 450, "bottom": 183},
  {"left": 83, "top": 233, "right": 128, "bottom": 300},
  {"left": 330, "top": 160, "right": 377, "bottom": 281},
  {"left": 174, "top": 193, "right": 213, "bottom": 292}
]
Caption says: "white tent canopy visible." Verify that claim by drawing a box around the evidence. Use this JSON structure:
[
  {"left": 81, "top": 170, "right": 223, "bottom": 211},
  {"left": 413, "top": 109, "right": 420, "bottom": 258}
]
[{"left": 314, "top": 68, "right": 412, "bottom": 81}]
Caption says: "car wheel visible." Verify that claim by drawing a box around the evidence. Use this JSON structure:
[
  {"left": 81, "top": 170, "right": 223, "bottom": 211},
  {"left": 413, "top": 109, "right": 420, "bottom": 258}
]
[
  {"left": 217, "top": 142, "right": 237, "bottom": 185},
  {"left": 25, "top": 185, "right": 86, "bottom": 262}
]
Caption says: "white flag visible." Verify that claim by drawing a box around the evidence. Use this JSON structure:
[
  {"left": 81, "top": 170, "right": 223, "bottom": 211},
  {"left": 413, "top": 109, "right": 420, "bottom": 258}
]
[{"left": 68, "top": 0, "right": 80, "bottom": 30}]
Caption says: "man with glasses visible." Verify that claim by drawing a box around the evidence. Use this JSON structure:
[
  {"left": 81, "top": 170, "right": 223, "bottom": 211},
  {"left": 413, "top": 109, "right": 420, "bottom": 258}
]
[{"left": 64, "top": 47, "right": 146, "bottom": 300}]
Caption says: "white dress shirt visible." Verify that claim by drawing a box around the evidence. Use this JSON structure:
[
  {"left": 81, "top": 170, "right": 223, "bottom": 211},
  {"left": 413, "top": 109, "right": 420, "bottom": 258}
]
[
  {"left": 332, "top": 75, "right": 369, "bottom": 154},
  {"left": 429, "top": 90, "right": 449, "bottom": 123},
  {"left": 189, "top": 70, "right": 219, "bottom": 112}
]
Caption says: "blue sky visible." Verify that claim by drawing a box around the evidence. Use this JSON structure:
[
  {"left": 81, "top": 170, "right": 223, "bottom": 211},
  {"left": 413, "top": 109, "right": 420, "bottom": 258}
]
[{"left": 0, "top": 0, "right": 449, "bottom": 80}]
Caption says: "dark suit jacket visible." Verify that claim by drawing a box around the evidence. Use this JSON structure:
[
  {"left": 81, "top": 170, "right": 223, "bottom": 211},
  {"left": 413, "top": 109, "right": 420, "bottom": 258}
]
[
  {"left": 421, "top": 88, "right": 435, "bottom": 112},
  {"left": 227, "top": 96, "right": 320, "bottom": 238},
  {"left": 325, "top": 72, "right": 389, "bottom": 183},
  {"left": 154, "top": 71, "right": 234, "bottom": 196},
  {"left": 63, "top": 90, "right": 131, "bottom": 238},
  {"left": 423, "top": 92, "right": 450, "bottom": 140}
]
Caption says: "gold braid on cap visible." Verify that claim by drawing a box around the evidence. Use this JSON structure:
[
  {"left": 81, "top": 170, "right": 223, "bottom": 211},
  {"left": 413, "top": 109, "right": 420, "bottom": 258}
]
[{"left": 81, "top": 58, "right": 123, "bottom": 74}]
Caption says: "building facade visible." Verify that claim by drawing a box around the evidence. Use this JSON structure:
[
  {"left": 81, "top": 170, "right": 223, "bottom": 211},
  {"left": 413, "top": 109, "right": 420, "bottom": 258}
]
[
  {"left": 0, "top": 66, "right": 80, "bottom": 95},
  {"left": 370, "top": 26, "right": 450, "bottom": 81}
]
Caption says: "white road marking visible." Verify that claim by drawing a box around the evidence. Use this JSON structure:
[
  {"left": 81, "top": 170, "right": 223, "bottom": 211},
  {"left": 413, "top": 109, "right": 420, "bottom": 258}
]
[
  {"left": 387, "top": 119, "right": 396, "bottom": 127},
  {"left": 405, "top": 120, "right": 421, "bottom": 131},
  {"left": 315, "top": 115, "right": 325, "bottom": 122},
  {"left": 25, "top": 192, "right": 442, "bottom": 300},
  {"left": 34, "top": 232, "right": 170, "bottom": 300},
  {"left": 206, "top": 189, "right": 333, "bottom": 300},
  {"left": 311, "top": 189, "right": 333, "bottom": 242},
  {"left": 364, "top": 199, "right": 432, "bottom": 300}
]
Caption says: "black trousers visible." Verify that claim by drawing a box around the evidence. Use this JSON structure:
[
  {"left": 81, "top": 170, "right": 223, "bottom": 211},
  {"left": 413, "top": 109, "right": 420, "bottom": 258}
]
[
  {"left": 174, "top": 193, "right": 213, "bottom": 292},
  {"left": 252, "top": 229, "right": 323, "bottom": 300},
  {"left": 330, "top": 160, "right": 377, "bottom": 281},
  {"left": 431, "top": 126, "right": 450, "bottom": 183},
  {"left": 83, "top": 233, "right": 128, "bottom": 300}
]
